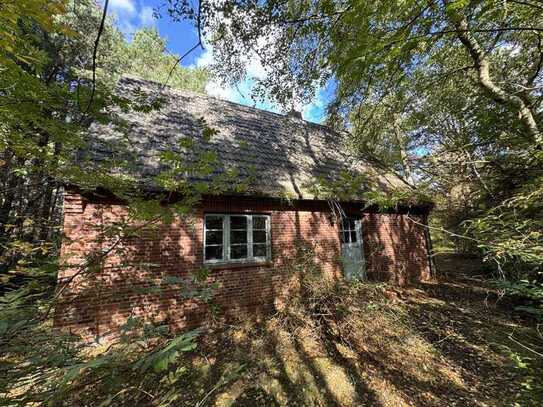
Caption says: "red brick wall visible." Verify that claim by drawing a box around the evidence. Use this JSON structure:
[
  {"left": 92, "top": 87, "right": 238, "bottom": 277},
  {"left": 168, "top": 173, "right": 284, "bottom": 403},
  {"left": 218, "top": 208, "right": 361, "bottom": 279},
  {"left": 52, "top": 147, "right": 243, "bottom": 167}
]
[
  {"left": 363, "top": 213, "right": 431, "bottom": 285},
  {"left": 56, "top": 192, "right": 431, "bottom": 339}
]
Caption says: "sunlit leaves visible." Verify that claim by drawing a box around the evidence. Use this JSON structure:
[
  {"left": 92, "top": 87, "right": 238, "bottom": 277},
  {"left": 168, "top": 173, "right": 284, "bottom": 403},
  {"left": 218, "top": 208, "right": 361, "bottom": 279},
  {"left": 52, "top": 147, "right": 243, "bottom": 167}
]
[
  {"left": 0, "top": 0, "right": 67, "bottom": 65},
  {"left": 133, "top": 329, "right": 201, "bottom": 373},
  {"left": 118, "top": 28, "right": 209, "bottom": 93}
]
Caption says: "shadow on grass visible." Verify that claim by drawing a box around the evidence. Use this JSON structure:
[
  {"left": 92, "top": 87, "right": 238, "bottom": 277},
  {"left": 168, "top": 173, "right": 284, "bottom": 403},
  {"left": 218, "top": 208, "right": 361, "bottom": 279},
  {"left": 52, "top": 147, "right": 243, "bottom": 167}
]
[{"left": 177, "top": 276, "right": 542, "bottom": 407}]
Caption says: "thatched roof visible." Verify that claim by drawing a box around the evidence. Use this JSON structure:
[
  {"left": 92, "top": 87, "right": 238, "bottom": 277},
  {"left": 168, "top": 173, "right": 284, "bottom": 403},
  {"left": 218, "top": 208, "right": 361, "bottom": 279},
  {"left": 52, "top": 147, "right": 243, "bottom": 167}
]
[{"left": 83, "top": 75, "right": 407, "bottom": 200}]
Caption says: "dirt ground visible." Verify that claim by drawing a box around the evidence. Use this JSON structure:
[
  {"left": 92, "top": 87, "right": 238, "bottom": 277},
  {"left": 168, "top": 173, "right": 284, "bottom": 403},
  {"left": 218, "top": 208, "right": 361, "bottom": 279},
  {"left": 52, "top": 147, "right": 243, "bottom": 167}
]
[{"left": 179, "top": 275, "right": 543, "bottom": 406}]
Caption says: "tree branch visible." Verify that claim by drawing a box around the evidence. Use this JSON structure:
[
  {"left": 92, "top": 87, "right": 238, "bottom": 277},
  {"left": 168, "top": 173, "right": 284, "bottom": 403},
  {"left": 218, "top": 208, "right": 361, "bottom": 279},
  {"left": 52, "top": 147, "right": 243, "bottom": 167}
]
[
  {"left": 82, "top": 0, "right": 109, "bottom": 115},
  {"left": 381, "top": 26, "right": 543, "bottom": 52},
  {"left": 44, "top": 215, "right": 162, "bottom": 320},
  {"left": 447, "top": 10, "right": 541, "bottom": 145},
  {"left": 527, "top": 34, "right": 543, "bottom": 87},
  {"left": 163, "top": 0, "right": 205, "bottom": 88}
]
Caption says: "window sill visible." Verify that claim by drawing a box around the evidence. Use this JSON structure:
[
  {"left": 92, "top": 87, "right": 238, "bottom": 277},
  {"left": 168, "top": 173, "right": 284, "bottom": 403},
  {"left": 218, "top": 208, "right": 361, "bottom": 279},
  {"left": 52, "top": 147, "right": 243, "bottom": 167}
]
[{"left": 204, "top": 260, "right": 272, "bottom": 270}]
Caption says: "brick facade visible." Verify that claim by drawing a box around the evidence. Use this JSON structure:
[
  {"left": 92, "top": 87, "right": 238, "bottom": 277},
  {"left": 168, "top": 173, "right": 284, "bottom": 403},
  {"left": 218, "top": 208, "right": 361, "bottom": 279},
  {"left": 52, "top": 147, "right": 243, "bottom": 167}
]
[{"left": 56, "top": 191, "right": 431, "bottom": 340}]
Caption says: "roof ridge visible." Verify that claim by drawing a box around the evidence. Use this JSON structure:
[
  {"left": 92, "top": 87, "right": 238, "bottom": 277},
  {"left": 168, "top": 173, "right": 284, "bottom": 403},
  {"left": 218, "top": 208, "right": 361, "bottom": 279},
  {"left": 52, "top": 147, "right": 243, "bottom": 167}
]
[{"left": 118, "top": 74, "right": 334, "bottom": 131}]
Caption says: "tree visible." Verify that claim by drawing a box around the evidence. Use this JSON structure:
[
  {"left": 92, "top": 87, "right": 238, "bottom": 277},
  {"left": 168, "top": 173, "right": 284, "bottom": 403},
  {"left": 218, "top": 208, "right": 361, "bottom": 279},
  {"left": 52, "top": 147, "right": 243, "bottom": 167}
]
[
  {"left": 119, "top": 27, "right": 209, "bottom": 93},
  {"left": 185, "top": 0, "right": 541, "bottom": 260},
  {"left": 157, "top": 1, "right": 543, "bottom": 317},
  {"left": 200, "top": 1, "right": 542, "bottom": 143},
  {"left": 0, "top": 0, "right": 120, "bottom": 272},
  {"left": 1, "top": 1, "right": 210, "bottom": 276},
  {"left": 0, "top": 2, "right": 223, "bottom": 404}
]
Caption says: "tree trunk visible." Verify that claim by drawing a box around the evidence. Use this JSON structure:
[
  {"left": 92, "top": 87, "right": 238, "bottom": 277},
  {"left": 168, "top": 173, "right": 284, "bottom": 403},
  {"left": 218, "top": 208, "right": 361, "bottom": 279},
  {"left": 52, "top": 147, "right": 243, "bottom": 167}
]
[
  {"left": 392, "top": 113, "right": 415, "bottom": 185},
  {"left": 448, "top": 11, "right": 541, "bottom": 145}
]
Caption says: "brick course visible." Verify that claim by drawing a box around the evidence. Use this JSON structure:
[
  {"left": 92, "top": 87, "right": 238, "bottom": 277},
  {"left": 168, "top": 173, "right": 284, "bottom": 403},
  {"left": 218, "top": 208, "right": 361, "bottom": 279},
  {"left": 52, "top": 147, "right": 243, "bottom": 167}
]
[{"left": 56, "top": 192, "right": 431, "bottom": 340}]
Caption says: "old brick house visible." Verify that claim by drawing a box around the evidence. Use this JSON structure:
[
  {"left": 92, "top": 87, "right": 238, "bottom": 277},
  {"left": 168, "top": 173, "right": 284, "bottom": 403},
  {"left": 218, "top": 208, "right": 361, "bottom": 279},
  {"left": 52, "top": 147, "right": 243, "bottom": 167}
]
[{"left": 57, "top": 76, "right": 433, "bottom": 339}]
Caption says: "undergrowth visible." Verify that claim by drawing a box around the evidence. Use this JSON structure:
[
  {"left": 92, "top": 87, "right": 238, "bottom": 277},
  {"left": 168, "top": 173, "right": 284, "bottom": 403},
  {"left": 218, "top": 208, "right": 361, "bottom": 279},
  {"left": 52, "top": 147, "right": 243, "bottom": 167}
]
[
  {"left": 2, "top": 244, "right": 542, "bottom": 406},
  {"left": 199, "top": 245, "right": 543, "bottom": 406}
]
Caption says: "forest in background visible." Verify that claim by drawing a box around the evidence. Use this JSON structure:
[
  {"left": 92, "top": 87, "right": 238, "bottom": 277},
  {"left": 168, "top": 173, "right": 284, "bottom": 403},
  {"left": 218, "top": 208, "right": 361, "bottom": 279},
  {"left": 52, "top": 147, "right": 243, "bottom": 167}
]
[
  {"left": 1, "top": 0, "right": 209, "bottom": 284},
  {"left": 0, "top": 0, "right": 542, "bottom": 405}
]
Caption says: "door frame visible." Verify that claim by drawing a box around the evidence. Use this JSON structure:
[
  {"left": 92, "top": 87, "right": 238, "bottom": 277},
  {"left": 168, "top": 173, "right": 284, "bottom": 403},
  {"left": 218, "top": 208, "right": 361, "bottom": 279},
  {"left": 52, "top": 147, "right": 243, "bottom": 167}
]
[{"left": 339, "top": 216, "right": 366, "bottom": 280}]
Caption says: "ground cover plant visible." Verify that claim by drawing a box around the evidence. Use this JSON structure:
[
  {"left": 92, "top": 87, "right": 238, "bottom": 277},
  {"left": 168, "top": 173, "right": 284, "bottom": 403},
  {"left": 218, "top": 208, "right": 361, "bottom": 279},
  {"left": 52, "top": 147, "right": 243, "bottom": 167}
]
[{"left": 133, "top": 261, "right": 543, "bottom": 406}]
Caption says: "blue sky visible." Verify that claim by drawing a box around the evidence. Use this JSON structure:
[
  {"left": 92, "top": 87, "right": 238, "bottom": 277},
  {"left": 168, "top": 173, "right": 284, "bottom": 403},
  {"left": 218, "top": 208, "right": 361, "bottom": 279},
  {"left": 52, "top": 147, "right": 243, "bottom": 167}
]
[{"left": 106, "top": 0, "right": 329, "bottom": 123}]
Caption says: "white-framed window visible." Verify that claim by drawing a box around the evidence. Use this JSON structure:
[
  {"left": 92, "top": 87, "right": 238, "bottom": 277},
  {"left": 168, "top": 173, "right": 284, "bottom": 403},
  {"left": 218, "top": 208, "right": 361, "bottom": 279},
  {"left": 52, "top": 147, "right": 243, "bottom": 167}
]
[{"left": 204, "top": 214, "right": 271, "bottom": 264}]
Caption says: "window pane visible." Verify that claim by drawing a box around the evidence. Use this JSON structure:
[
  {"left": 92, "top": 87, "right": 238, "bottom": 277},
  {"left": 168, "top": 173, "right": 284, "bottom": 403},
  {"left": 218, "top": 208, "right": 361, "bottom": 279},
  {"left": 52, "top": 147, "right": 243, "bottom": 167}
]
[
  {"left": 350, "top": 231, "right": 357, "bottom": 243},
  {"left": 205, "top": 245, "right": 223, "bottom": 261},
  {"left": 253, "top": 230, "right": 267, "bottom": 244},
  {"left": 253, "top": 244, "right": 267, "bottom": 257},
  {"left": 343, "top": 219, "right": 355, "bottom": 231},
  {"left": 230, "top": 216, "right": 247, "bottom": 229},
  {"left": 206, "top": 216, "right": 223, "bottom": 230},
  {"left": 231, "top": 230, "right": 247, "bottom": 244},
  {"left": 230, "top": 244, "right": 248, "bottom": 259},
  {"left": 253, "top": 216, "right": 266, "bottom": 230},
  {"left": 341, "top": 231, "right": 350, "bottom": 243},
  {"left": 206, "top": 230, "right": 222, "bottom": 245}
]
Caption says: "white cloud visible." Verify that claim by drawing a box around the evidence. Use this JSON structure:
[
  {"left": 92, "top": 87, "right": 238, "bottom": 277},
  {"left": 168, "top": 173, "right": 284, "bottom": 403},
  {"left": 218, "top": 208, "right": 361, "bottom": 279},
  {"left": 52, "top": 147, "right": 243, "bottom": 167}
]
[
  {"left": 139, "top": 6, "right": 155, "bottom": 26},
  {"left": 195, "top": 46, "right": 214, "bottom": 68},
  {"left": 103, "top": 0, "right": 329, "bottom": 122},
  {"left": 196, "top": 46, "right": 279, "bottom": 112},
  {"left": 190, "top": 9, "right": 281, "bottom": 111},
  {"left": 499, "top": 42, "right": 521, "bottom": 57},
  {"left": 103, "top": 0, "right": 137, "bottom": 37},
  {"left": 193, "top": 26, "right": 327, "bottom": 123},
  {"left": 195, "top": 45, "right": 242, "bottom": 101},
  {"left": 204, "top": 80, "right": 236, "bottom": 100},
  {"left": 117, "top": 20, "right": 137, "bottom": 37},
  {"left": 192, "top": 17, "right": 274, "bottom": 100},
  {"left": 242, "top": 36, "right": 271, "bottom": 80},
  {"left": 104, "top": 0, "right": 155, "bottom": 37},
  {"left": 110, "top": 0, "right": 136, "bottom": 15}
]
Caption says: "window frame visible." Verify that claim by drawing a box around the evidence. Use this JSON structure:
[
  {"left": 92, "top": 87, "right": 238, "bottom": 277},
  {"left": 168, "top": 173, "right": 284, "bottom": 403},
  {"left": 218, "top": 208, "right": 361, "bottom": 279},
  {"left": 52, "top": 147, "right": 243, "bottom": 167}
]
[
  {"left": 203, "top": 213, "right": 272, "bottom": 265},
  {"left": 340, "top": 217, "right": 361, "bottom": 245}
]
